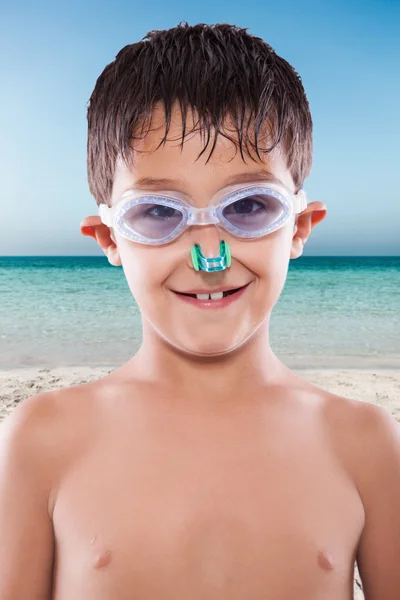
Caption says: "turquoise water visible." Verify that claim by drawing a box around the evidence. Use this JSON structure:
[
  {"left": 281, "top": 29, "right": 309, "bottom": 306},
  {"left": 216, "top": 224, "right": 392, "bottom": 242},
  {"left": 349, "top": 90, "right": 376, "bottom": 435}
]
[{"left": 0, "top": 256, "right": 399, "bottom": 369}]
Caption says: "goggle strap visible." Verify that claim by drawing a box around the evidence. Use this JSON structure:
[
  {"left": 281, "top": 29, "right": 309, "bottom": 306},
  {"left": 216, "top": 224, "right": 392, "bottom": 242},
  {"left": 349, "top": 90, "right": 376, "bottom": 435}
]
[
  {"left": 99, "top": 203, "right": 117, "bottom": 227},
  {"left": 293, "top": 189, "right": 307, "bottom": 213}
]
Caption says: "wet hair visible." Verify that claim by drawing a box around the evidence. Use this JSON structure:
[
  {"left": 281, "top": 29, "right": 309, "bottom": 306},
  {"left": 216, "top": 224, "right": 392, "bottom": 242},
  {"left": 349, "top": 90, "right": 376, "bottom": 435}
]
[{"left": 87, "top": 21, "right": 313, "bottom": 206}]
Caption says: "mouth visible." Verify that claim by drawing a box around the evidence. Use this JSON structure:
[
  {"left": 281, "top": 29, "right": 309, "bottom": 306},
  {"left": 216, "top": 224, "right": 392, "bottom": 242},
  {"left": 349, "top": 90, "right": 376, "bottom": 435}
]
[
  {"left": 171, "top": 282, "right": 251, "bottom": 308},
  {"left": 176, "top": 286, "right": 245, "bottom": 300}
]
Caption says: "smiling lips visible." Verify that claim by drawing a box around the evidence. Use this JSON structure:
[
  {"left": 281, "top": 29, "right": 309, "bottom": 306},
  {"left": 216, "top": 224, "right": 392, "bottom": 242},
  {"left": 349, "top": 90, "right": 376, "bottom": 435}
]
[
  {"left": 172, "top": 282, "right": 251, "bottom": 306},
  {"left": 175, "top": 283, "right": 247, "bottom": 299},
  {"left": 180, "top": 287, "right": 243, "bottom": 300}
]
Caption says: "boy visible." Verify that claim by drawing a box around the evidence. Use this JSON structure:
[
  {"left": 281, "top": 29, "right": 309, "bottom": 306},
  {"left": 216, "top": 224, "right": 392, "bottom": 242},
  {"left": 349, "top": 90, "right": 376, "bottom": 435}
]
[{"left": 1, "top": 21, "right": 400, "bottom": 600}]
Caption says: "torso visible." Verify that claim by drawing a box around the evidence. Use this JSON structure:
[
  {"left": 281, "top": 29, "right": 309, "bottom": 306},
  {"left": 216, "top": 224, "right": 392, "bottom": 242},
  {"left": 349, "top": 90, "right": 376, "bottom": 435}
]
[{"left": 47, "top": 372, "right": 365, "bottom": 599}]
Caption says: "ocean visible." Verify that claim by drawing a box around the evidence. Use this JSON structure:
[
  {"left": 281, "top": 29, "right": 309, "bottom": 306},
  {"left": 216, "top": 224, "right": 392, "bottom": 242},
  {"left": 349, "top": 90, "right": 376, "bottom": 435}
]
[{"left": 0, "top": 256, "right": 399, "bottom": 370}]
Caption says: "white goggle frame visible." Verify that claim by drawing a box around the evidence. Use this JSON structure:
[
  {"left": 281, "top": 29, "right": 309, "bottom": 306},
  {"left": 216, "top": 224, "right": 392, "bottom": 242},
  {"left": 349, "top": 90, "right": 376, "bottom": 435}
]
[{"left": 99, "top": 180, "right": 308, "bottom": 245}]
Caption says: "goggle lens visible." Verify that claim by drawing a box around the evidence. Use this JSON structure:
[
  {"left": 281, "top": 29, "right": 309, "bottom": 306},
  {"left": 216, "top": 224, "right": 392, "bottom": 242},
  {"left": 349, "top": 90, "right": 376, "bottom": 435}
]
[
  {"left": 122, "top": 202, "right": 184, "bottom": 240},
  {"left": 221, "top": 193, "right": 285, "bottom": 232}
]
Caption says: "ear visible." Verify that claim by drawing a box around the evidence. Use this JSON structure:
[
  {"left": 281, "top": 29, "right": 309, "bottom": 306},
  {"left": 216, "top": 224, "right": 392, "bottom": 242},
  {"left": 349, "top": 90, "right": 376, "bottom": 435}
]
[
  {"left": 290, "top": 201, "right": 327, "bottom": 259},
  {"left": 80, "top": 216, "right": 122, "bottom": 266}
]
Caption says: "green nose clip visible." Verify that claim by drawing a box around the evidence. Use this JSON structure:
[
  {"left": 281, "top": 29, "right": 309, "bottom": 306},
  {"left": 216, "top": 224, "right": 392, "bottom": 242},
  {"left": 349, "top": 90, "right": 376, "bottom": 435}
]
[{"left": 190, "top": 241, "right": 231, "bottom": 272}]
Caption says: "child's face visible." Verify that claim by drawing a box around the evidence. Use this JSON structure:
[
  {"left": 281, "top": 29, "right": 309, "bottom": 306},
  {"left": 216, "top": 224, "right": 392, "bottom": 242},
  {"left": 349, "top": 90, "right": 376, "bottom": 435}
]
[{"left": 89, "top": 103, "right": 314, "bottom": 356}]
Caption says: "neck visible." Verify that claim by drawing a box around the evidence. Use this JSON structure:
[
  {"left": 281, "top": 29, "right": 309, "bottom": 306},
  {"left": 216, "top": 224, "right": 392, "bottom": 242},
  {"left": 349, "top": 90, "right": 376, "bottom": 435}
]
[{"left": 119, "top": 319, "right": 290, "bottom": 400}]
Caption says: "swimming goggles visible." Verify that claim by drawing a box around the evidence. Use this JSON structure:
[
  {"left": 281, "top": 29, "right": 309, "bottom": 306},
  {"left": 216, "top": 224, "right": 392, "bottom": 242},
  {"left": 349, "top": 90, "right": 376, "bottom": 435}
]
[{"left": 99, "top": 180, "right": 307, "bottom": 246}]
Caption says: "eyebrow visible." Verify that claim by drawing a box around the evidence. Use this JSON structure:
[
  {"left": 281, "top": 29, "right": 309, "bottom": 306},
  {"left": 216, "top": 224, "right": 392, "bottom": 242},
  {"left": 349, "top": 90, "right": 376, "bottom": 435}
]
[{"left": 132, "top": 171, "right": 285, "bottom": 190}]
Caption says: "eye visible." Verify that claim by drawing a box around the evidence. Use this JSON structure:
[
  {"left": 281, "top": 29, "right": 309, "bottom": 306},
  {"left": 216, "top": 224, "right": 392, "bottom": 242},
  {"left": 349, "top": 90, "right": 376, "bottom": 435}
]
[
  {"left": 225, "top": 196, "right": 268, "bottom": 216},
  {"left": 143, "top": 204, "right": 181, "bottom": 219}
]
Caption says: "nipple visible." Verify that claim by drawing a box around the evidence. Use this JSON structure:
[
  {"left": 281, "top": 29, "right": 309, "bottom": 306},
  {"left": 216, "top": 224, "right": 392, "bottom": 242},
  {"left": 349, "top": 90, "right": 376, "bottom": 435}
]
[
  {"left": 92, "top": 550, "right": 112, "bottom": 569},
  {"left": 90, "top": 534, "right": 112, "bottom": 569},
  {"left": 318, "top": 549, "right": 335, "bottom": 571}
]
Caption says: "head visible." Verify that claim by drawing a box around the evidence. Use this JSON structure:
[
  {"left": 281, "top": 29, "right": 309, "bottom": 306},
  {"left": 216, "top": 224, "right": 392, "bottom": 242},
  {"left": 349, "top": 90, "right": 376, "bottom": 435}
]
[{"left": 81, "top": 22, "right": 326, "bottom": 357}]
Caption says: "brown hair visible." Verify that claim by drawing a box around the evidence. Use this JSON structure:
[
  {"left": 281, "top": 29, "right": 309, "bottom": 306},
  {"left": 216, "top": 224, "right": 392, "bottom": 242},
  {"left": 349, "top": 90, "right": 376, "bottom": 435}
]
[{"left": 87, "top": 21, "right": 313, "bottom": 206}]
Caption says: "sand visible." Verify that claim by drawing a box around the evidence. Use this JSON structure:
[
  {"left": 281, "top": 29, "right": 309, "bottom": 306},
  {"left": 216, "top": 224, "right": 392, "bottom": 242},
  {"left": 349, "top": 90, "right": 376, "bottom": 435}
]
[{"left": 1, "top": 365, "right": 399, "bottom": 599}]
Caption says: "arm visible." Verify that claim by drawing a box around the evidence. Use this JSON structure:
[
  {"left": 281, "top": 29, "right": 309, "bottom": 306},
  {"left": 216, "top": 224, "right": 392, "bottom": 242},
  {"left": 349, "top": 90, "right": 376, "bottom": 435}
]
[
  {"left": 0, "top": 393, "right": 56, "bottom": 599},
  {"left": 355, "top": 402, "right": 400, "bottom": 600}
]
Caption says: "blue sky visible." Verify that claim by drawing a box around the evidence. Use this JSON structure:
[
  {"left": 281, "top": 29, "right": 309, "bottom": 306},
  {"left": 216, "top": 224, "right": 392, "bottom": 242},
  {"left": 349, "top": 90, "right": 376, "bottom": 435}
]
[{"left": 0, "top": 0, "right": 399, "bottom": 256}]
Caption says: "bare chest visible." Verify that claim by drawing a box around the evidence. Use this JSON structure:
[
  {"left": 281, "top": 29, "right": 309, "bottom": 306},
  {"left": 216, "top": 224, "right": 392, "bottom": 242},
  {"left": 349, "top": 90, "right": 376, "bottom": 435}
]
[{"left": 50, "top": 401, "right": 365, "bottom": 600}]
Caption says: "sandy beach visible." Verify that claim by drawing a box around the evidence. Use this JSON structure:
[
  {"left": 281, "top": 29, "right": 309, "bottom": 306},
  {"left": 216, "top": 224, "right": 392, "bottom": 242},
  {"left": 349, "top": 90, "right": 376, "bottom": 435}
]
[{"left": 1, "top": 366, "right": 399, "bottom": 600}]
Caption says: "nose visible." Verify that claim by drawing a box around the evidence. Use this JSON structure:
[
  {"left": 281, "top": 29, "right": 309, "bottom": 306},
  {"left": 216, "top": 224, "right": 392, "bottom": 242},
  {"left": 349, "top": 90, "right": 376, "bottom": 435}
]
[{"left": 190, "top": 224, "right": 222, "bottom": 260}]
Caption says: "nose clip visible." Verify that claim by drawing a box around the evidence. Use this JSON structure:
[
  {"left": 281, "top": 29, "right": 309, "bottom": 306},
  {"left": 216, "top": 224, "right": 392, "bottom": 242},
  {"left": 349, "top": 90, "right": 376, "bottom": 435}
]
[{"left": 190, "top": 240, "right": 231, "bottom": 272}]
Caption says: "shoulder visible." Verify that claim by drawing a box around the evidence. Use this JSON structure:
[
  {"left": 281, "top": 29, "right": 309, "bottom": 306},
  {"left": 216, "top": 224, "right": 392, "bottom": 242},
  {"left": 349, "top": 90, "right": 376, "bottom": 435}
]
[
  {"left": 0, "top": 392, "right": 60, "bottom": 597},
  {"left": 334, "top": 396, "right": 400, "bottom": 486},
  {"left": 321, "top": 393, "right": 400, "bottom": 598},
  {"left": 0, "top": 390, "right": 59, "bottom": 454},
  {"left": 320, "top": 392, "right": 399, "bottom": 483},
  {"left": 347, "top": 398, "right": 400, "bottom": 500},
  {"left": 0, "top": 378, "right": 100, "bottom": 443},
  {"left": 0, "top": 380, "right": 103, "bottom": 518},
  {"left": 349, "top": 400, "right": 400, "bottom": 598},
  {"left": 0, "top": 391, "right": 61, "bottom": 522}
]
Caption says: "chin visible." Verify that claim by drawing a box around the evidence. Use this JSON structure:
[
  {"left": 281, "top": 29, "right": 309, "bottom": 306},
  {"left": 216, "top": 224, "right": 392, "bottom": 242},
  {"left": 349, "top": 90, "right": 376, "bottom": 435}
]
[{"left": 172, "top": 331, "right": 250, "bottom": 358}]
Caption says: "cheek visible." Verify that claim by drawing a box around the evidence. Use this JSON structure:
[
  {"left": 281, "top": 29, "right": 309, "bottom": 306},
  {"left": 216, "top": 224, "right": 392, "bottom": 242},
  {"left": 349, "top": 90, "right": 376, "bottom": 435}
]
[
  {"left": 243, "top": 232, "right": 290, "bottom": 274},
  {"left": 118, "top": 244, "right": 166, "bottom": 301},
  {"left": 243, "top": 235, "right": 291, "bottom": 304}
]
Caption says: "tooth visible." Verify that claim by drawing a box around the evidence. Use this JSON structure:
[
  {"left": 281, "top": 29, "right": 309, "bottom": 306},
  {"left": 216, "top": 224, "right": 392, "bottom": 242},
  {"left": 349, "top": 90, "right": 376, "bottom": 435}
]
[
  {"left": 196, "top": 294, "right": 210, "bottom": 300},
  {"left": 210, "top": 292, "right": 223, "bottom": 300}
]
